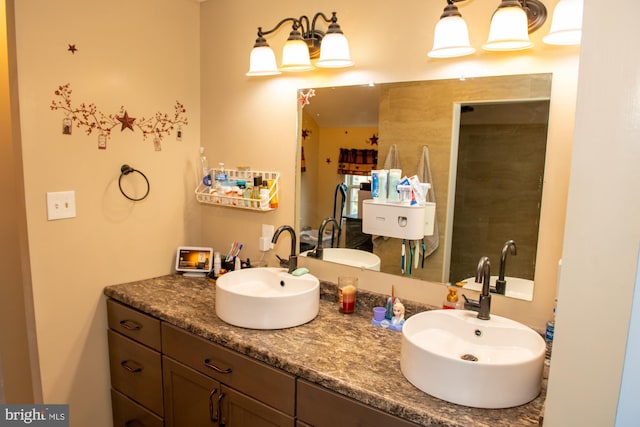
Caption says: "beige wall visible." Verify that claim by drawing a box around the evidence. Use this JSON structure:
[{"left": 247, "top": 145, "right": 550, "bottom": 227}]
[
  {"left": 11, "top": 0, "right": 201, "bottom": 424},
  {"left": 200, "top": 0, "right": 578, "bottom": 331},
  {"left": 0, "top": 0, "right": 38, "bottom": 403}
]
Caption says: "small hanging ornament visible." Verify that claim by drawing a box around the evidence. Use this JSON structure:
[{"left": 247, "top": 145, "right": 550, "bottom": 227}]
[
  {"left": 153, "top": 135, "right": 161, "bottom": 151},
  {"left": 176, "top": 126, "right": 183, "bottom": 141},
  {"left": 98, "top": 133, "right": 107, "bottom": 150},
  {"left": 62, "top": 117, "right": 72, "bottom": 135}
]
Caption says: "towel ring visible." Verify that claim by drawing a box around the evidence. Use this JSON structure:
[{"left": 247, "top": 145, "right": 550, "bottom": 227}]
[{"left": 118, "top": 164, "right": 150, "bottom": 201}]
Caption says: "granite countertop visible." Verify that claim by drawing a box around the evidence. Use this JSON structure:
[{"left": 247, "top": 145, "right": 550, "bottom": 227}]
[{"left": 104, "top": 274, "right": 546, "bottom": 427}]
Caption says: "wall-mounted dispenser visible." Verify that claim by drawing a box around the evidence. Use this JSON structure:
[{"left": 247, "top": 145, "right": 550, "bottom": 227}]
[{"left": 362, "top": 200, "right": 436, "bottom": 240}]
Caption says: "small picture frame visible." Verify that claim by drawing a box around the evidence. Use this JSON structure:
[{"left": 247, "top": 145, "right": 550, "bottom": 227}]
[{"left": 62, "top": 117, "right": 72, "bottom": 135}]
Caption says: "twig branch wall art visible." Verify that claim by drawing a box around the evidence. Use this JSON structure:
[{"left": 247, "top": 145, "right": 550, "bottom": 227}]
[{"left": 50, "top": 83, "right": 188, "bottom": 151}]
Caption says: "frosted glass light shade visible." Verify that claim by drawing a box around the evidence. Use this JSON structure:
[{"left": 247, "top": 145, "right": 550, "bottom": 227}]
[
  {"left": 316, "top": 32, "right": 354, "bottom": 68},
  {"left": 281, "top": 39, "right": 313, "bottom": 72},
  {"left": 543, "top": 0, "right": 583, "bottom": 45},
  {"left": 246, "top": 46, "right": 281, "bottom": 76},
  {"left": 483, "top": 5, "right": 533, "bottom": 51},
  {"left": 428, "top": 16, "right": 476, "bottom": 58}
]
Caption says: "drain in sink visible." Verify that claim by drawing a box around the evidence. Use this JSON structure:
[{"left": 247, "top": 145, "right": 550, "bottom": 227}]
[{"left": 460, "top": 354, "right": 479, "bottom": 362}]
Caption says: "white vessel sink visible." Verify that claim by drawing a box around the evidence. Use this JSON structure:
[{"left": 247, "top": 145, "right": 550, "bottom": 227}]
[
  {"left": 215, "top": 267, "right": 319, "bottom": 330},
  {"left": 460, "top": 275, "right": 534, "bottom": 301},
  {"left": 400, "top": 309, "right": 545, "bottom": 408},
  {"left": 300, "top": 248, "right": 381, "bottom": 271}
]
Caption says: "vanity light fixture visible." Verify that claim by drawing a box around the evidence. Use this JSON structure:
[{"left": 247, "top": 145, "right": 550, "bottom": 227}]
[
  {"left": 246, "top": 11, "right": 353, "bottom": 77},
  {"left": 543, "top": 0, "right": 583, "bottom": 45},
  {"left": 429, "top": 0, "right": 580, "bottom": 58},
  {"left": 428, "top": 0, "right": 476, "bottom": 58},
  {"left": 482, "top": 0, "right": 546, "bottom": 51}
]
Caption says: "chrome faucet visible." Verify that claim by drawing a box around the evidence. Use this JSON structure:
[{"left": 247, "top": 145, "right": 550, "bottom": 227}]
[
  {"left": 271, "top": 225, "right": 297, "bottom": 273},
  {"left": 463, "top": 256, "right": 492, "bottom": 320},
  {"left": 310, "top": 217, "right": 341, "bottom": 260},
  {"left": 495, "top": 240, "right": 517, "bottom": 295}
]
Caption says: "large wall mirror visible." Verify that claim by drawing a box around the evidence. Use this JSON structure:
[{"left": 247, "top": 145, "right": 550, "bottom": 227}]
[{"left": 297, "top": 74, "right": 554, "bottom": 301}]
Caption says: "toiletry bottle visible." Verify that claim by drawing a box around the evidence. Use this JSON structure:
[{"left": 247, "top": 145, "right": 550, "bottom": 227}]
[
  {"left": 252, "top": 176, "right": 263, "bottom": 207},
  {"left": 199, "top": 147, "right": 212, "bottom": 189},
  {"left": 214, "top": 163, "right": 227, "bottom": 190},
  {"left": 268, "top": 179, "right": 278, "bottom": 208},
  {"left": 443, "top": 287, "right": 459, "bottom": 309},
  {"left": 545, "top": 298, "right": 557, "bottom": 361},
  {"left": 213, "top": 251, "right": 221, "bottom": 277}
]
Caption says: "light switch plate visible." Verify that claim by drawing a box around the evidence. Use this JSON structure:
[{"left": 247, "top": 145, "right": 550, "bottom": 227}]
[{"left": 47, "top": 191, "right": 77, "bottom": 220}]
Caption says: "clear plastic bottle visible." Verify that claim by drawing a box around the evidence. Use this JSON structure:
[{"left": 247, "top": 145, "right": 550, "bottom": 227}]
[
  {"left": 213, "top": 251, "right": 221, "bottom": 277},
  {"left": 199, "top": 147, "right": 212, "bottom": 189}
]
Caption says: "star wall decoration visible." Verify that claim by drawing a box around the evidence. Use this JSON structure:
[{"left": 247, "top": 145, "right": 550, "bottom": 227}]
[
  {"left": 68, "top": 44, "right": 77, "bottom": 54},
  {"left": 326, "top": 157, "right": 331, "bottom": 164},
  {"left": 117, "top": 111, "right": 136, "bottom": 131},
  {"left": 301, "top": 129, "right": 311, "bottom": 140},
  {"left": 298, "top": 88, "right": 316, "bottom": 107},
  {"left": 368, "top": 133, "right": 379, "bottom": 146},
  {"left": 50, "top": 83, "right": 188, "bottom": 150}
]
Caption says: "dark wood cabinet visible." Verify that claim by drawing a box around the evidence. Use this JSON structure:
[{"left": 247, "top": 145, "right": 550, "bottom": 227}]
[
  {"left": 161, "top": 324, "right": 294, "bottom": 427},
  {"left": 107, "top": 299, "right": 418, "bottom": 427},
  {"left": 297, "top": 380, "right": 419, "bottom": 427},
  {"left": 107, "top": 300, "right": 164, "bottom": 426}
]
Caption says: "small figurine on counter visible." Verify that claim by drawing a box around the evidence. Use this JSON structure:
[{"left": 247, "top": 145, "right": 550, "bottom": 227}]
[
  {"left": 389, "top": 298, "right": 405, "bottom": 331},
  {"left": 372, "top": 297, "right": 405, "bottom": 332}
]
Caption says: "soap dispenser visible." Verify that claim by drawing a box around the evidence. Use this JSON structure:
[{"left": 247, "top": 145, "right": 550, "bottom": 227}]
[{"left": 443, "top": 287, "right": 459, "bottom": 309}]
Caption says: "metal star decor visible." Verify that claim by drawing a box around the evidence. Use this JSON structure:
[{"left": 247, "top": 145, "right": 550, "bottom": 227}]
[
  {"left": 67, "top": 44, "right": 77, "bottom": 54},
  {"left": 50, "top": 83, "right": 188, "bottom": 150},
  {"left": 301, "top": 129, "right": 311, "bottom": 140},
  {"left": 117, "top": 111, "right": 136, "bottom": 131},
  {"left": 326, "top": 157, "right": 331, "bottom": 164},
  {"left": 368, "top": 133, "right": 379, "bottom": 146}
]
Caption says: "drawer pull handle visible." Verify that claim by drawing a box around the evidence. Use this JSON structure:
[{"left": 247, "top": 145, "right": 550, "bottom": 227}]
[
  {"left": 120, "top": 360, "right": 143, "bottom": 373},
  {"left": 125, "top": 420, "right": 145, "bottom": 427},
  {"left": 217, "top": 392, "right": 226, "bottom": 426},
  {"left": 204, "top": 358, "right": 232, "bottom": 374},
  {"left": 208, "top": 388, "right": 219, "bottom": 422},
  {"left": 119, "top": 319, "right": 142, "bottom": 331}
]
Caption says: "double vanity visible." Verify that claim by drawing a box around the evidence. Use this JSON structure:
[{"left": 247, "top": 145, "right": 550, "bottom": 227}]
[{"left": 104, "top": 272, "right": 546, "bottom": 426}]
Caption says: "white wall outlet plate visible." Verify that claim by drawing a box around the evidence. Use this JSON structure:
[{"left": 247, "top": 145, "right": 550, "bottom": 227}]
[{"left": 47, "top": 191, "right": 77, "bottom": 220}]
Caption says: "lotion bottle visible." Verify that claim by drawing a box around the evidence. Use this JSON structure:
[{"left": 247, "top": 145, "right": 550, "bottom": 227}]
[{"left": 443, "top": 287, "right": 459, "bottom": 309}]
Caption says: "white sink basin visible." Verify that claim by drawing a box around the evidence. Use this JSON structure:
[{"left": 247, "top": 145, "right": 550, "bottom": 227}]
[
  {"left": 400, "top": 309, "right": 545, "bottom": 408},
  {"left": 215, "top": 267, "right": 319, "bottom": 330},
  {"left": 300, "top": 248, "right": 381, "bottom": 271},
  {"left": 460, "top": 275, "right": 534, "bottom": 301}
]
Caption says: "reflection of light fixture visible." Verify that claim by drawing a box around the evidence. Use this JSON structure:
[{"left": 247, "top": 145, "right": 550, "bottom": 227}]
[
  {"left": 543, "top": 0, "right": 583, "bottom": 45},
  {"left": 246, "top": 12, "right": 353, "bottom": 76},
  {"left": 483, "top": 0, "right": 546, "bottom": 51},
  {"left": 428, "top": 0, "right": 476, "bottom": 58}
]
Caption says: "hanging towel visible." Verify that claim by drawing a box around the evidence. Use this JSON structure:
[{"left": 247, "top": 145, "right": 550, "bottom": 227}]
[
  {"left": 383, "top": 144, "right": 401, "bottom": 170},
  {"left": 417, "top": 146, "right": 439, "bottom": 258}
]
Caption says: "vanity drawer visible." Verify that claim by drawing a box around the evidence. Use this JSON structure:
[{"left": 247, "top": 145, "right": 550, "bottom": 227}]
[
  {"left": 297, "top": 379, "right": 420, "bottom": 427},
  {"left": 108, "top": 330, "right": 163, "bottom": 416},
  {"left": 161, "top": 323, "right": 295, "bottom": 416},
  {"left": 107, "top": 299, "right": 161, "bottom": 351},
  {"left": 111, "top": 388, "right": 163, "bottom": 427}
]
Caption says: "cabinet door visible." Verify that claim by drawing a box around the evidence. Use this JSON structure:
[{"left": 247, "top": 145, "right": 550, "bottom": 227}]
[
  {"left": 219, "top": 385, "right": 294, "bottom": 427},
  {"left": 297, "top": 380, "right": 419, "bottom": 427},
  {"left": 163, "top": 356, "right": 222, "bottom": 427}
]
